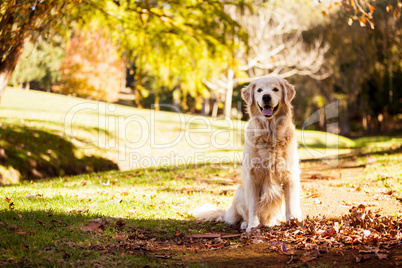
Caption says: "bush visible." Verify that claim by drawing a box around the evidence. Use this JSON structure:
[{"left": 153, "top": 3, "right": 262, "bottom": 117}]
[{"left": 57, "top": 29, "right": 124, "bottom": 102}]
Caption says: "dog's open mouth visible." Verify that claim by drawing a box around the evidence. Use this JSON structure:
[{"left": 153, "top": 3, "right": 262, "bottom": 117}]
[{"left": 259, "top": 105, "right": 278, "bottom": 117}]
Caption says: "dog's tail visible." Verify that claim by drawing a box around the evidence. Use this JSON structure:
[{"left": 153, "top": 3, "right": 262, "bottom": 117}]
[{"left": 192, "top": 203, "right": 226, "bottom": 222}]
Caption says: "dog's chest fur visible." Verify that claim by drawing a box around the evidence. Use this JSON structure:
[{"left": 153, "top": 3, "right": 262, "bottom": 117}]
[{"left": 246, "top": 123, "right": 293, "bottom": 186}]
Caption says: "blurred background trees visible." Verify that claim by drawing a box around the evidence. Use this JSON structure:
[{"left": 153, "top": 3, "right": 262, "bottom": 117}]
[
  {"left": 1, "top": 0, "right": 401, "bottom": 136},
  {"left": 296, "top": 0, "right": 402, "bottom": 135},
  {"left": 10, "top": 36, "right": 64, "bottom": 91},
  {"left": 0, "top": 0, "right": 78, "bottom": 96},
  {"left": 55, "top": 27, "right": 124, "bottom": 102}
]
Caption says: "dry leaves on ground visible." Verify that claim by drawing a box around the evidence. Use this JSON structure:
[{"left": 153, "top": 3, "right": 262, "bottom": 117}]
[{"left": 241, "top": 204, "right": 401, "bottom": 263}]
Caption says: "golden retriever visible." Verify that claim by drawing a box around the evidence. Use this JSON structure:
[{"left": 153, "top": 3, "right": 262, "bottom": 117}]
[{"left": 193, "top": 77, "right": 302, "bottom": 232}]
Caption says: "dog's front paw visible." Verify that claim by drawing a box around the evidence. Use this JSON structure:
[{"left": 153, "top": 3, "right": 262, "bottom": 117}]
[
  {"left": 240, "top": 221, "right": 247, "bottom": 230},
  {"left": 286, "top": 212, "right": 302, "bottom": 223},
  {"left": 246, "top": 222, "right": 262, "bottom": 233}
]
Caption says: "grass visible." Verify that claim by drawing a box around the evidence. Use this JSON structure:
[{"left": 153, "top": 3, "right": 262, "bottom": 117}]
[
  {"left": 0, "top": 87, "right": 355, "bottom": 184},
  {"left": 0, "top": 164, "right": 237, "bottom": 266},
  {"left": 1, "top": 88, "right": 401, "bottom": 266},
  {"left": 354, "top": 135, "right": 402, "bottom": 152},
  {"left": 341, "top": 149, "right": 402, "bottom": 201}
]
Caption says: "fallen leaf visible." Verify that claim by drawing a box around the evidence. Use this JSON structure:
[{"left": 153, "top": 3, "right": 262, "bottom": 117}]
[
  {"left": 17, "top": 214, "right": 22, "bottom": 219},
  {"left": 363, "top": 230, "right": 371, "bottom": 237},
  {"left": 279, "top": 243, "right": 295, "bottom": 255},
  {"left": 81, "top": 222, "right": 103, "bottom": 232},
  {"left": 299, "top": 249, "right": 320, "bottom": 263},
  {"left": 20, "top": 243, "right": 29, "bottom": 249},
  {"left": 252, "top": 238, "right": 264, "bottom": 244},
  {"left": 36, "top": 220, "right": 45, "bottom": 226},
  {"left": 77, "top": 241, "right": 91, "bottom": 248},
  {"left": 154, "top": 254, "right": 172, "bottom": 259},
  {"left": 114, "top": 233, "right": 124, "bottom": 239},
  {"left": 91, "top": 218, "right": 107, "bottom": 225},
  {"left": 16, "top": 231, "right": 27, "bottom": 235},
  {"left": 356, "top": 255, "right": 371, "bottom": 263},
  {"left": 5, "top": 196, "right": 11, "bottom": 203},
  {"left": 8, "top": 225, "right": 20, "bottom": 230},
  {"left": 70, "top": 208, "right": 89, "bottom": 213},
  {"left": 9, "top": 202, "right": 14, "bottom": 210},
  {"left": 115, "top": 220, "right": 126, "bottom": 227},
  {"left": 376, "top": 253, "right": 388, "bottom": 260},
  {"left": 210, "top": 243, "right": 225, "bottom": 249}
]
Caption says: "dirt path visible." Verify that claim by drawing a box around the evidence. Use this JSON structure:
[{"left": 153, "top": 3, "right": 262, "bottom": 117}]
[
  {"left": 159, "top": 158, "right": 402, "bottom": 267},
  {"left": 300, "top": 160, "right": 402, "bottom": 218}
]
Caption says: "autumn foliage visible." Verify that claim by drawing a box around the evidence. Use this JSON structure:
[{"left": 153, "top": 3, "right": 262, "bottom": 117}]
[{"left": 57, "top": 29, "right": 124, "bottom": 102}]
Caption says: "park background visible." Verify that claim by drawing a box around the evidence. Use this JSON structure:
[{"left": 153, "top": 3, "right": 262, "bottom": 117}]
[{"left": 0, "top": 0, "right": 402, "bottom": 267}]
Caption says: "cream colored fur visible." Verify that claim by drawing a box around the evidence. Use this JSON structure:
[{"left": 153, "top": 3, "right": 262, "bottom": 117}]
[{"left": 192, "top": 77, "right": 302, "bottom": 232}]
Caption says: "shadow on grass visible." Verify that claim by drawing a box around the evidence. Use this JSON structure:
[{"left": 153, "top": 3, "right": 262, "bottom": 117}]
[
  {"left": 1, "top": 209, "right": 400, "bottom": 268},
  {"left": 0, "top": 209, "right": 230, "bottom": 267},
  {"left": 300, "top": 144, "right": 402, "bottom": 164},
  {"left": 0, "top": 123, "right": 118, "bottom": 184}
]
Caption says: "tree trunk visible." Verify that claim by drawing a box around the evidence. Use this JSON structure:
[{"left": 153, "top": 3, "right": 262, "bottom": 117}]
[
  {"left": 0, "top": 38, "right": 28, "bottom": 98},
  {"left": 212, "top": 102, "right": 219, "bottom": 118},
  {"left": 201, "top": 98, "right": 210, "bottom": 116},
  {"left": 134, "top": 89, "right": 143, "bottom": 108},
  {"left": 154, "top": 95, "right": 160, "bottom": 111},
  {"left": 339, "top": 99, "right": 350, "bottom": 136},
  {"left": 224, "top": 68, "right": 234, "bottom": 120}
]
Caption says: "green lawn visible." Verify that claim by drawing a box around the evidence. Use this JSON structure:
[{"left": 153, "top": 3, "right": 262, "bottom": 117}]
[
  {"left": 0, "top": 88, "right": 401, "bottom": 266},
  {"left": 0, "top": 165, "right": 236, "bottom": 266},
  {"left": 1, "top": 88, "right": 355, "bottom": 184}
]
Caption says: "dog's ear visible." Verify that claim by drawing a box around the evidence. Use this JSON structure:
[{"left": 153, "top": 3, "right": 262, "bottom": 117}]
[
  {"left": 280, "top": 79, "right": 295, "bottom": 106},
  {"left": 241, "top": 82, "right": 255, "bottom": 106}
]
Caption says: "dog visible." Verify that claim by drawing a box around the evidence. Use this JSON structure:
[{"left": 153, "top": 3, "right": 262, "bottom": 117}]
[{"left": 193, "top": 77, "right": 302, "bottom": 232}]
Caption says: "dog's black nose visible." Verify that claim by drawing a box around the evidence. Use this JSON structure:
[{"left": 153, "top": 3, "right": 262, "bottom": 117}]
[{"left": 262, "top": 94, "right": 271, "bottom": 103}]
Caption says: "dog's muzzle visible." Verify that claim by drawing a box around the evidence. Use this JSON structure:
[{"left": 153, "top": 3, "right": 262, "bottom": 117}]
[{"left": 259, "top": 105, "right": 278, "bottom": 118}]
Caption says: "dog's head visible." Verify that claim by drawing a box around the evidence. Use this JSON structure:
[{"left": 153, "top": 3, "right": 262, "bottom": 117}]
[{"left": 241, "top": 77, "right": 295, "bottom": 119}]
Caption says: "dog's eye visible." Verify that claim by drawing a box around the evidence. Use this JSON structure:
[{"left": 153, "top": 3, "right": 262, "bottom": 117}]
[
  {"left": 257, "top": 88, "right": 262, "bottom": 92},
  {"left": 273, "top": 87, "right": 279, "bottom": 92}
]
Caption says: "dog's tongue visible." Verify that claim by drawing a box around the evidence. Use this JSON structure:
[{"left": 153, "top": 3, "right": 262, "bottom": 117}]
[{"left": 262, "top": 107, "right": 273, "bottom": 116}]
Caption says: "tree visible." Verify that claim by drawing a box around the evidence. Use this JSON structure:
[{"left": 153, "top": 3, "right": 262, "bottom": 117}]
[
  {"left": 204, "top": 0, "right": 330, "bottom": 119},
  {"left": 10, "top": 36, "right": 64, "bottom": 90},
  {"left": 307, "top": 0, "right": 402, "bottom": 135},
  {"left": 319, "top": 0, "right": 402, "bottom": 29},
  {"left": 56, "top": 27, "right": 124, "bottom": 102},
  {"left": 104, "top": 0, "right": 248, "bottom": 110},
  {"left": 0, "top": 0, "right": 79, "bottom": 97},
  {"left": 0, "top": 0, "right": 248, "bottom": 102}
]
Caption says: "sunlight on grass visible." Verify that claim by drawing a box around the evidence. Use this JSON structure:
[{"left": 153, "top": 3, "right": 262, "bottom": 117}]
[
  {"left": 0, "top": 88, "right": 358, "bottom": 184},
  {"left": 1, "top": 89, "right": 401, "bottom": 266},
  {"left": 0, "top": 165, "right": 237, "bottom": 266}
]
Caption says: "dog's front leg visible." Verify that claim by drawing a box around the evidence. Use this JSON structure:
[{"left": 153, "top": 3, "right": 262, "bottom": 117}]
[
  {"left": 284, "top": 175, "right": 302, "bottom": 222},
  {"left": 245, "top": 178, "right": 260, "bottom": 232}
]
